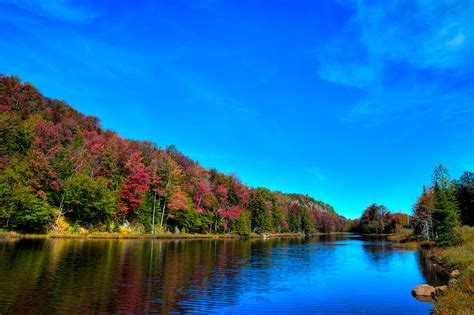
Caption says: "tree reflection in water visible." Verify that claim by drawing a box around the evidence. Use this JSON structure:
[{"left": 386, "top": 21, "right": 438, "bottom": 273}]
[
  {"left": 0, "top": 236, "right": 441, "bottom": 314},
  {"left": 0, "top": 238, "right": 254, "bottom": 313},
  {"left": 416, "top": 249, "right": 449, "bottom": 287}
]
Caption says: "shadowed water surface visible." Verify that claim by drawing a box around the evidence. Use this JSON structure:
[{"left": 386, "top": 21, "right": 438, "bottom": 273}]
[{"left": 0, "top": 235, "right": 442, "bottom": 314}]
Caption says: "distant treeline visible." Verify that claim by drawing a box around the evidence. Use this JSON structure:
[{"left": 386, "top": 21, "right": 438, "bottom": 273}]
[
  {"left": 0, "top": 75, "right": 348, "bottom": 234},
  {"left": 412, "top": 164, "right": 473, "bottom": 245},
  {"left": 351, "top": 205, "right": 410, "bottom": 234},
  {"left": 351, "top": 164, "right": 473, "bottom": 245}
]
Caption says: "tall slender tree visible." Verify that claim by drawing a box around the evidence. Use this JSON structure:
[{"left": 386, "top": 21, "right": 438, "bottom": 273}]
[{"left": 431, "top": 164, "right": 460, "bottom": 245}]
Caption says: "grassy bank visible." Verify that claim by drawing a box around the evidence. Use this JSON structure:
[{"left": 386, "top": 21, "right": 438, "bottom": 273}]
[
  {"left": 0, "top": 231, "right": 305, "bottom": 240},
  {"left": 432, "top": 226, "right": 474, "bottom": 314},
  {"left": 384, "top": 229, "right": 420, "bottom": 250},
  {"left": 0, "top": 231, "right": 22, "bottom": 238}
]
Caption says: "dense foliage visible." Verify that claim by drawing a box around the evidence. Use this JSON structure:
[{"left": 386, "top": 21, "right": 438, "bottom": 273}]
[
  {"left": 457, "top": 171, "right": 474, "bottom": 226},
  {"left": 351, "top": 204, "right": 409, "bottom": 234},
  {"left": 413, "top": 164, "right": 472, "bottom": 245},
  {"left": 0, "top": 75, "right": 347, "bottom": 234}
]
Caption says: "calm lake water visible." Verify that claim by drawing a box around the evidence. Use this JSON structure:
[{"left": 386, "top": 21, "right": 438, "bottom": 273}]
[{"left": 0, "top": 234, "right": 445, "bottom": 314}]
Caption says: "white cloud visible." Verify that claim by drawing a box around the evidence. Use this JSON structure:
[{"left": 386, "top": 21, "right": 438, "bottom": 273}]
[
  {"left": 317, "top": 0, "right": 474, "bottom": 123},
  {"left": 0, "top": 0, "right": 98, "bottom": 23}
]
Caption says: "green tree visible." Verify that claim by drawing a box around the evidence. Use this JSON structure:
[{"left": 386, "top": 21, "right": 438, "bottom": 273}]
[
  {"left": 135, "top": 190, "right": 154, "bottom": 232},
  {"left": 301, "top": 208, "right": 315, "bottom": 235},
  {"left": 9, "top": 186, "right": 54, "bottom": 231},
  {"left": 288, "top": 203, "right": 301, "bottom": 232},
  {"left": 174, "top": 209, "right": 205, "bottom": 233},
  {"left": 63, "top": 173, "right": 116, "bottom": 225},
  {"left": 0, "top": 159, "right": 54, "bottom": 231},
  {"left": 234, "top": 210, "right": 252, "bottom": 236},
  {"left": 272, "top": 206, "right": 283, "bottom": 233},
  {"left": 0, "top": 112, "right": 32, "bottom": 156},
  {"left": 432, "top": 164, "right": 460, "bottom": 245},
  {"left": 456, "top": 171, "right": 474, "bottom": 226},
  {"left": 247, "top": 188, "right": 272, "bottom": 233}
]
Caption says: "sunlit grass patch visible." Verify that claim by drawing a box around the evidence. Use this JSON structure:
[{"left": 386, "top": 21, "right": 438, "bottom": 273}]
[
  {"left": 0, "top": 231, "right": 22, "bottom": 238},
  {"left": 433, "top": 226, "right": 474, "bottom": 314}
]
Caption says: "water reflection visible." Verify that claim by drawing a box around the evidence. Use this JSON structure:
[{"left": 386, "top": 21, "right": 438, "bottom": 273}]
[
  {"left": 417, "top": 249, "right": 449, "bottom": 287},
  {"left": 0, "top": 235, "right": 441, "bottom": 314},
  {"left": 362, "top": 243, "right": 397, "bottom": 267}
]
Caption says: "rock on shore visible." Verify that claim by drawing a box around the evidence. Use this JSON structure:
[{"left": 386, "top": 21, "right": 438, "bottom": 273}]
[{"left": 412, "top": 284, "right": 436, "bottom": 297}]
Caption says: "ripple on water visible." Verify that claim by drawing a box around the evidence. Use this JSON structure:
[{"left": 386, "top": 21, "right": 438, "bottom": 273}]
[{"left": 0, "top": 235, "right": 439, "bottom": 314}]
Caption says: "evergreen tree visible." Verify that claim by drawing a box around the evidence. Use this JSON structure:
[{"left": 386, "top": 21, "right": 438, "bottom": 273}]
[
  {"left": 301, "top": 208, "right": 315, "bottom": 235},
  {"left": 234, "top": 210, "right": 252, "bottom": 236},
  {"left": 288, "top": 203, "right": 300, "bottom": 232},
  {"left": 247, "top": 188, "right": 272, "bottom": 233},
  {"left": 431, "top": 164, "right": 460, "bottom": 245},
  {"left": 456, "top": 171, "right": 474, "bottom": 226}
]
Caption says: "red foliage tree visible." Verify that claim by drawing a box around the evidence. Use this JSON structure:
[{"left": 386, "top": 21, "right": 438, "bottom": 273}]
[{"left": 118, "top": 151, "right": 150, "bottom": 217}]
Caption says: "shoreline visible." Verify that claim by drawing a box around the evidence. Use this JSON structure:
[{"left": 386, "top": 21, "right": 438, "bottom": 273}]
[
  {"left": 396, "top": 226, "right": 473, "bottom": 314},
  {"left": 0, "top": 231, "right": 354, "bottom": 240},
  {"left": 353, "top": 228, "right": 473, "bottom": 314},
  {"left": 0, "top": 231, "right": 309, "bottom": 240},
  {"left": 430, "top": 226, "right": 474, "bottom": 314},
  {"left": 2, "top": 229, "right": 472, "bottom": 312}
]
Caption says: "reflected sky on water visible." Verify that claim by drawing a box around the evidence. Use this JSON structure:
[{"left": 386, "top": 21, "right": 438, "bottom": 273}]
[{"left": 0, "top": 235, "right": 441, "bottom": 314}]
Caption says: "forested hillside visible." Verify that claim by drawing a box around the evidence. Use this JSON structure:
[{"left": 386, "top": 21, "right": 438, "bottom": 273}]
[{"left": 0, "top": 75, "right": 347, "bottom": 234}]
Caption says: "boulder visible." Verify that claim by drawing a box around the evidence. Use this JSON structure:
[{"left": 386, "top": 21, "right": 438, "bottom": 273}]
[
  {"left": 450, "top": 269, "right": 460, "bottom": 278},
  {"left": 412, "top": 284, "right": 436, "bottom": 297}
]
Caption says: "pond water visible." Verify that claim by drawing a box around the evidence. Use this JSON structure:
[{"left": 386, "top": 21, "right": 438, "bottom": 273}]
[{"left": 0, "top": 234, "right": 445, "bottom": 314}]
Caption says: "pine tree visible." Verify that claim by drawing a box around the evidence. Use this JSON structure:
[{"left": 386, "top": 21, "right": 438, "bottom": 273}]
[
  {"left": 234, "top": 210, "right": 252, "bottom": 236},
  {"left": 288, "top": 202, "right": 301, "bottom": 232},
  {"left": 431, "top": 164, "right": 460, "bottom": 245},
  {"left": 456, "top": 171, "right": 474, "bottom": 226},
  {"left": 247, "top": 188, "right": 272, "bottom": 233},
  {"left": 301, "top": 208, "right": 315, "bottom": 235}
]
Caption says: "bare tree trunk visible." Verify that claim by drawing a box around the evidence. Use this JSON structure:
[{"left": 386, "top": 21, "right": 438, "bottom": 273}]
[
  {"left": 159, "top": 180, "right": 170, "bottom": 232},
  {"left": 159, "top": 197, "right": 166, "bottom": 232},
  {"left": 55, "top": 194, "right": 66, "bottom": 225},
  {"left": 152, "top": 191, "right": 157, "bottom": 234}
]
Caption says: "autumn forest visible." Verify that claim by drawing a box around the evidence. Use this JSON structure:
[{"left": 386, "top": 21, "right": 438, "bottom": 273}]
[{"left": 0, "top": 75, "right": 349, "bottom": 235}]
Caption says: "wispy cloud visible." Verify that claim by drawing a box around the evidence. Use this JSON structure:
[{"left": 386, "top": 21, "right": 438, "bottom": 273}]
[
  {"left": 0, "top": 0, "right": 98, "bottom": 23},
  {"left": 0, "top": 5, "right": 150, "bottom": 82},
  {"left": 0, "top": 1, "right": 258, "bottom": 119},
  {"left": 317, "top": 0, "right": 474, "bottom": 123},
  {"left": 160, "top": 64, "right": 260, "bottom": 116}
]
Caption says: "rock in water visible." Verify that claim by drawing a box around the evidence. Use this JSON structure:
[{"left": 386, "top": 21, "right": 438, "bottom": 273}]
[{"left": 412, "top": 284, "right": 436, "bottom": 297}]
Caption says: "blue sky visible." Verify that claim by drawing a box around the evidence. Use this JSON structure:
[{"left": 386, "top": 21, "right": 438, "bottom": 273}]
[{"left": 0, "top": 0, "right": 473, "bottom": 219}]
